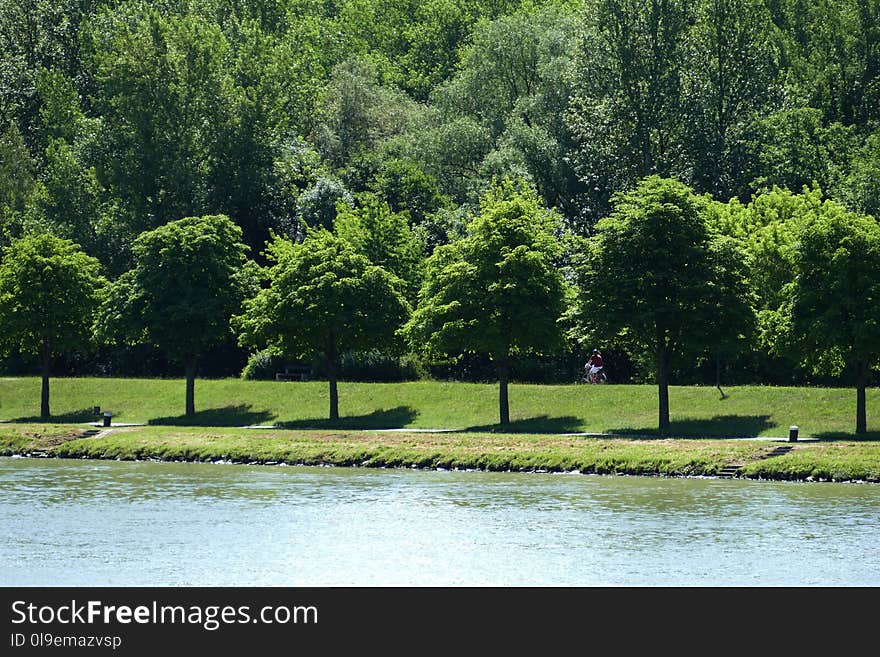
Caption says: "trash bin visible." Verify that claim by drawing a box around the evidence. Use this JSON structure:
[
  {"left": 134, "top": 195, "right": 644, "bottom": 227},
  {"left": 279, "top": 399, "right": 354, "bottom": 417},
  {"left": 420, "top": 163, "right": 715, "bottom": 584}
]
[
  {"left": 103, "top": 412, "right": 112, "bottom": 427},
  {"left": 789, "top": 425, "right": 798, "bottom": 442}
]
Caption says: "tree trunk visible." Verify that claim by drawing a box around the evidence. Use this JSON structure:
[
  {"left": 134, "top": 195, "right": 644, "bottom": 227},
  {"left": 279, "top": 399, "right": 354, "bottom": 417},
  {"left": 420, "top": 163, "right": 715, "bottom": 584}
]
[
  {"left": 656, "top": 326, "right": 670, "bottom": 432},
  {"left": 856, "top": 359, "right": 867, "bottom": 435},
  {"left": 497, "top": 356, "right": 510, "bottom": 426},
  {"left": 40, "top": 340, "right": 51, "bottom": 419},
  {"left": 185, "top": 357, "right": 197, "bottom": 418},
  {"left": 326, "top": 334, "right": 339, "bottom": 421},
  {"left": 715, "top": 351, "right": 727, "bottom": 399}
]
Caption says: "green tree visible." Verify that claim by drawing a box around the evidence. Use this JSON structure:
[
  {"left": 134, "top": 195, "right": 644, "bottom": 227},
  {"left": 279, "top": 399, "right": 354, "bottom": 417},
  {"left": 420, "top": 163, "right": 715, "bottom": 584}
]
[
  {"left": 233, "top": 229, "right": 410, "bottom": 421},
  {"left": 403, "top": 180, "right": 568, "bottom": 426},
  {"left": 568, "top": 0, "right": 692, "bottom": 221},
  {"left": 96, "top": 214, "right": 252, "bottom": 418},
  {"left": 575, "top": 176, "right": 753, "bottom": 430},
  {"left": 434, "top": 2, "right": 584, "bottom": 227},
  {"left": 334, "top": 193, "right": 425, "bottom": 301},
  {"left": 786, "top": 206, "right": 880, "bottom": 434},
  {"left": 748, "top": 108, "right": 853, "bottom": 196},
  {"left": 840, "top": 132, "right": 880, "bottom": 218},
  {"left": 89, "top": 4, "right": 230, "bottom": 232},
  {"left": 0, "top": 233, "right": 105, "bottom": 418},
  {"left": 791, "top": 0, "right": 880, "bottom": 128},
  {"left": 683, "top": 0, "right": 784, "bottom": 201},
  {"left": 312, "top": 57, "right": 422, "bottom": 183},
  {"left": 0, "top": 123, "right": 36, "bottom": 247},
  {"left": 370, "top": 158, "right": 449, "bottom": 227}
]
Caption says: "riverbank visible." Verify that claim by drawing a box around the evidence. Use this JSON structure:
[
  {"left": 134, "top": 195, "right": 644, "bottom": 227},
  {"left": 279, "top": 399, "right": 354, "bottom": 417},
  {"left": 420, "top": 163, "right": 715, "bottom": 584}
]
[{"left": 2, "top": 424, "right": 879, "bottom": 483}]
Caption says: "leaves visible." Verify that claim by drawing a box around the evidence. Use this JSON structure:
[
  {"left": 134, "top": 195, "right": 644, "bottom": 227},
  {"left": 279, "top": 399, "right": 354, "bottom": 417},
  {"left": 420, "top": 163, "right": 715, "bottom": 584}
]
[{"left": 0, "top": 232, "right": 106, "bottom": 356}]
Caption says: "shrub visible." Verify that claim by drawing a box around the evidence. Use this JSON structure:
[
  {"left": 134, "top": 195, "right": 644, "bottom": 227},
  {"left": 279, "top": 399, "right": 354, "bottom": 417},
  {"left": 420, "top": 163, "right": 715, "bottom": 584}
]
[{"left": 240, "top": 349, "right": 289, "bottom": 380}]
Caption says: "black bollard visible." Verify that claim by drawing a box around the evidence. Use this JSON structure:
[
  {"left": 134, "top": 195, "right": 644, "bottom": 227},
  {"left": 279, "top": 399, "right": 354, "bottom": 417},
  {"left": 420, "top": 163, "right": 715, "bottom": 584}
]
[
  {"left": 789, "top": 425, "right": 798, "bottom": 442},
  {"left": 103, "top": 412, "right": 112, "bottom": 428}
]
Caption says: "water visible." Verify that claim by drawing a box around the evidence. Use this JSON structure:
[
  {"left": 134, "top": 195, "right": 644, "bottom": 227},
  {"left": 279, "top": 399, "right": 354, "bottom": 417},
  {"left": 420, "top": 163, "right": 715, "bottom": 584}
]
[{"left": 2, "top": 457, "right": 879, "bottom": 586}]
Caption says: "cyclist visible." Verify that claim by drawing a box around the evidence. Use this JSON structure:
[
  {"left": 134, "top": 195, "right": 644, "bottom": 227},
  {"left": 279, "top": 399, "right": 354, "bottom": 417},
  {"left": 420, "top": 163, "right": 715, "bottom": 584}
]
[{"left": 584, "top": 348, "right": 604, "bottom": 383}]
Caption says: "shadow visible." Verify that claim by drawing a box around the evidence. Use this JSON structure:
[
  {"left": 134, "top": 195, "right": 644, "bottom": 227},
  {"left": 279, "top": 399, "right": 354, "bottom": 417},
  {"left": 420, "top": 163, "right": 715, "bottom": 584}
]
[
  {"left": 149, "top": 405, "right": 274, "bottom": 427},
  {"left": 462, "top": 415, "right": 584, "bottom": 434},
  {"left": 277, "top": 406, "right": 419, "bottom": 430},
  {"left": 607, "top": 414, "right": 777, "bottom": 439},
  {"left": 10, "top": 408, "right": 104, "bottom": 424},
  {"left": 812, "top": 430, "right": 880, "bottom": 442}
]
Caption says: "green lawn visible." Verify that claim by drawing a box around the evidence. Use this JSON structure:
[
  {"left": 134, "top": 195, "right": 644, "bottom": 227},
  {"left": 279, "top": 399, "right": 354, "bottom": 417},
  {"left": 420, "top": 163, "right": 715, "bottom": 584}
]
[
  {"left": 2, "top": 423, "right": 879, "bottom": 482},
  {"left": 1, "top": 376, "right": 878, "bottom": 438}
]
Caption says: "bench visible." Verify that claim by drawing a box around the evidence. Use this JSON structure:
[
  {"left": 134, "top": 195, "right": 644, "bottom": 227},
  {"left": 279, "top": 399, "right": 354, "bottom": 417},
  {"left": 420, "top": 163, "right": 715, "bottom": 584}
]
[{"left": 275, "top": 364, "right": 312, "bottom": 381}]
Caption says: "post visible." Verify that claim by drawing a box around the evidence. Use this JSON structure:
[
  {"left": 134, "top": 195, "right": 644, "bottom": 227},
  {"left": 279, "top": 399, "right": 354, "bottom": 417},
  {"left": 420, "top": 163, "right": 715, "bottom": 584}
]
[
  {"left": 103, "top": 412, "right": 112, "bottom": 428},
  {"left": 789, "top": 425, "right": 798, "bottom": 442}
]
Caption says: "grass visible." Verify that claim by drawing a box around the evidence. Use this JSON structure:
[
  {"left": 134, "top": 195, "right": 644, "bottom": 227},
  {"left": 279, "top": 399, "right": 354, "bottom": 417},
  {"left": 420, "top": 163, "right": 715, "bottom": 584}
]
[
  {"left": 2, "top": 423, "right": 879, "bottom": 482},
  {"left": 2, "top": 377, "right": 879, "bottom": 483},
  {"left": 1, "top": 376, "right": 879, "bottom": 437}
]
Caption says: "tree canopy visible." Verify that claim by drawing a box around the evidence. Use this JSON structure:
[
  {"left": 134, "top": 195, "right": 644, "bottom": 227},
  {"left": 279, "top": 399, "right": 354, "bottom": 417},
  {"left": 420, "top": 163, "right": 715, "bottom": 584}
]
[
  {"left": 404, "top": 180, "right": 568, "bottom": 425},
  {"left": 787, "top": 205, "right": 880, "bottom": 433},
  {"left": 0, "top": 232, "right": 105, "bottom": 417},
  {"left": 233, "top": 229, "right": 410, "bottom": 421},
  {"left": 96, "top": 214, "right": 252, "bottom": 417},
  {"left": 574, "top": 175, "right": 754, "bottom": 430}
]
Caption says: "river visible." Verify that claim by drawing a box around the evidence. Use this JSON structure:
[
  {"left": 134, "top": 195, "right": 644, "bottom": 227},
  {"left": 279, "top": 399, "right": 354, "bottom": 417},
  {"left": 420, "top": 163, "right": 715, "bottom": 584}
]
[{"left": 2, "top": 457, "right": 879, "bottom": 586}]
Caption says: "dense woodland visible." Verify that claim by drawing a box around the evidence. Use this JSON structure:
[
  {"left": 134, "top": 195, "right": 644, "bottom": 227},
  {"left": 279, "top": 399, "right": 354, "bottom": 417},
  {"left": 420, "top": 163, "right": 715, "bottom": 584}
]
[{"left": 1, "top": 0, "right": 879, "bottom": 410}]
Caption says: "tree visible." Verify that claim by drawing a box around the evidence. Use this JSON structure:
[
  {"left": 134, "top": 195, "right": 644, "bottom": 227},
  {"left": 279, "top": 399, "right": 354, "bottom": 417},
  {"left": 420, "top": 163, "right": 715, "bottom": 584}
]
[
  {"left": 575, "top": 176, "right": 753, "bottom": 430},
  {"left": 0, "top": 233, "right": 105, "bottom": 418},
  {"left": 334, "top": 192, "right": 425, "bottom": 301},
  {"left": 748, "top": 108, "right": 853, "bottom": 196},
  {"left": 403, "top": 180, "right": 568, "bottom": 426},
  {"left": 787, "top": 205, "right": 880, "bottom": 434},
  {"left": 433, "top": 3, "right": 584, "bottom": 228},
  {"left": 682, "top": 0, "right": 784, "bottom": 201},
  {"left": 713, "top": 186, "right": 822, "bottom": 357},
  {"left": 840, "top": 132, "right": 880, "bottom": 218},
  {"left": 0, "top": 122, "right": 35, "bottom": 248},
  {"left": 96, "top": 214, "right": 252, "bottom": 418},
  {"left": 89, "top": 5, "right": 231, "bottom": 232},
  {"left": 568, "top": 0, "right": 692, "bottom": 223},
  {"left": 233, "top": 229, "right": 410, "bottom": 421}
]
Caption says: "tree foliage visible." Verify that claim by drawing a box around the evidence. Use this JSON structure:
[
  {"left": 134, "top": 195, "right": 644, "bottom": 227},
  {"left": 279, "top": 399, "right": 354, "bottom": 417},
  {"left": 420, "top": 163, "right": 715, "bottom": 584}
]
[
  {"left": 575, "top": 176, "right": 754, "bottom": 429},
  {"left": 0, "top": 232, "right": 105, "bottom": 417},
  {"left": 404, "top": 180, "right": 568, "bottom": 425},
  {"left": 233, "top": 229, "right": 410, "bottom": 420},
  {"left": 96, "top": 214, "right": 252, "bottom": 416},
  {"left": 787, "top": 205, "right": 880, "bottom": 433}
]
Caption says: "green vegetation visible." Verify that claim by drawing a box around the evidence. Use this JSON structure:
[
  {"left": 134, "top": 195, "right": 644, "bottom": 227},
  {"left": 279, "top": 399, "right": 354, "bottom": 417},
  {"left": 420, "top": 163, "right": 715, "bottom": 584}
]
[
  {"left": 0, "top": 377, "right": 878, "bottom": 439},
  {"left": 0, "top": 234, "right": 106, "bottom": 418},
  {"left": 2, "top": 0, "right": 880, "bottom": 434},
  {"left": 96, "top": 214, "right": 253, "bottom": 417},
  {"left": 573, "top": 176, "right": 754, "bottom": 430},
  {"left": 2, "top": 423, "right": 879, "bottom": 483},
  {"left": 233, "top": 230, "right": 410, "bottom": 421},
  {"left": 404, "top": 181, "right": 568, "bottom": 426}
]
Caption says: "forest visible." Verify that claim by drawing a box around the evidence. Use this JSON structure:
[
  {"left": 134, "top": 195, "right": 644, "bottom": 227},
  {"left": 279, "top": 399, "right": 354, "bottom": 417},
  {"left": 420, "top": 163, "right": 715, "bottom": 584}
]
[{"left": 1, "top": 0, "right": 879, "bottom": 420}]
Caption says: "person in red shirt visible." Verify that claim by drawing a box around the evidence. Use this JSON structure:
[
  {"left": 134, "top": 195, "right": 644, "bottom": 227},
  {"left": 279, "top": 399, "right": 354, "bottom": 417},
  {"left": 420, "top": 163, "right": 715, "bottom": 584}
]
[{"left": 584, "top": 348, "right": 604, "bottom": 383}]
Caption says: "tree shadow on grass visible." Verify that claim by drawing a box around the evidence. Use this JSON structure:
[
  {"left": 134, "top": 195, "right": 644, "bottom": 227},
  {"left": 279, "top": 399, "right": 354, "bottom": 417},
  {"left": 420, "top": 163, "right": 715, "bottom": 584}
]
[
  {"left": 10, "top": 408, "right": 103, "bottom": 424},
  {"left": 462, "top": 415, "right": 583, "bottom": 434},
  {"left": 149, "top": 405, "right": 274, "bottom": 427},
  {"left": 812, "top": 430, "right": 880, "bottom": 442},
  {"left": 277, "top": 406, "right": 419, "bottom": 430},
  {"left": 607, "top": 414, "right": 777, "bottom": 439}
]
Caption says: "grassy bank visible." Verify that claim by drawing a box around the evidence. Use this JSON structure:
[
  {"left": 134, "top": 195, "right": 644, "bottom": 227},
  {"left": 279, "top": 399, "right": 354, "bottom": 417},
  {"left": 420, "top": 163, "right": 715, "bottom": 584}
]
[
  {"left": 1, "top": 377, "right": 879, "bottom": 438},
  {"left": 2, "top": 424, "right": 880, "bottom": 483}
]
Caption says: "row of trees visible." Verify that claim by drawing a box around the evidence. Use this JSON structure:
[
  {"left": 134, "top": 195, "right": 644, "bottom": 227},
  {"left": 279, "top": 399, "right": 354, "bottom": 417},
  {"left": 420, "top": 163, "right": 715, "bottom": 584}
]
[
  {"left": 2, "top": 176, "right": 877, "bottom": 433},
  {"left": 2, "top": 1, "right": 880, "bottom": 263}
]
